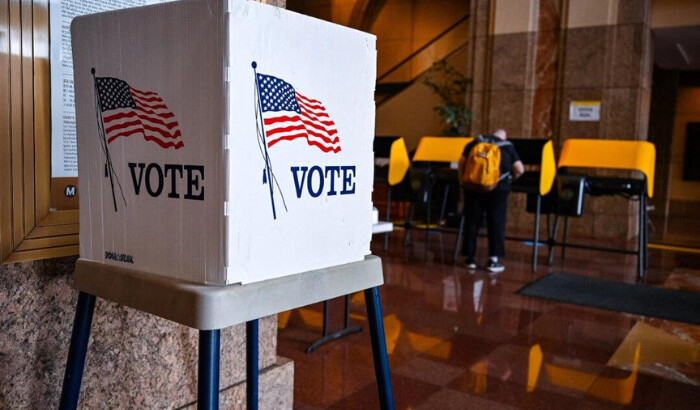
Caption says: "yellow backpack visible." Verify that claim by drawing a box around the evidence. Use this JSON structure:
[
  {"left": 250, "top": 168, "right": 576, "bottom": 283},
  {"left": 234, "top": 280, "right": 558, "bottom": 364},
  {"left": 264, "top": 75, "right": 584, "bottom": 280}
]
[{"left": 461, "top": 136, "right": 511, "bottom": 191}]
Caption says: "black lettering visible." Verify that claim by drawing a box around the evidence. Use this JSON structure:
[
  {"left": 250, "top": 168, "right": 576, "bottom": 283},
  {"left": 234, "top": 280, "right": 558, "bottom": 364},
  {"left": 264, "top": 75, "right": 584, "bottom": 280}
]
[
  {"left": 145, "top": 163, "right": 164, "bottom": 197},
  {"left": 164, "top": 164, "right": 183, "bottom": 198},
  {"left": 184, "top": 165, "right": 205, "bottom": 200},
  {"left": 128, "top": 162, "right": 146, "bottom": 195}
]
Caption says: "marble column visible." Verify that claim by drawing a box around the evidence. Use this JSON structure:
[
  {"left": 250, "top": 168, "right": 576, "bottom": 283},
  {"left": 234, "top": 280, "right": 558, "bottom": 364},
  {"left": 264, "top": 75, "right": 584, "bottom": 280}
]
[{"left": 467, "top": 0, "right": 653, "bottom": 239}]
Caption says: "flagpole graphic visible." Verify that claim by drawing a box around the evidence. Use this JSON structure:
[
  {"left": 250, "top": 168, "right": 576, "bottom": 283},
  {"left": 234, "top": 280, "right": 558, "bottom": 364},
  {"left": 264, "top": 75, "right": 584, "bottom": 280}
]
[
  {"left": 252, "top": 61, "right": 278, "bottom": 220},
  {"left": 91, "top": 67, "right": 124, "bottom": 212}
]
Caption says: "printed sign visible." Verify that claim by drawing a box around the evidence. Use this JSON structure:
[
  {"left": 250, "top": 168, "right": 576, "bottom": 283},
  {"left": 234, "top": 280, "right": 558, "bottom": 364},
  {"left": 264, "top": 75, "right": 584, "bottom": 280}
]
[
  {"left": 49, "top": 0, "right": 174, "bottom": 178},
  {"left": 72, "top": 0, "right": 376, "bottom": 285},
  {"left": 569, "top": 101, "right": 601, "bottom": 122}
]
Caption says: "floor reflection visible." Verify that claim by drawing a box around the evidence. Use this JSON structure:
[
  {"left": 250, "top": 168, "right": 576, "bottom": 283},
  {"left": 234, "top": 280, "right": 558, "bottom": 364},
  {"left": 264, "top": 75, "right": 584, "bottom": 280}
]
[{"left": 278, "top": 230, "right": 700, "bottom": 409}]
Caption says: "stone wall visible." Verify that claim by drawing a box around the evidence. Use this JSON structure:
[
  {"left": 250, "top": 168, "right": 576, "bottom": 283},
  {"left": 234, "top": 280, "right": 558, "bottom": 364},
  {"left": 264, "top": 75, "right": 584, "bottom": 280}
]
[{"left": 0, "top": 256, "right": 293, "bottom": 408}]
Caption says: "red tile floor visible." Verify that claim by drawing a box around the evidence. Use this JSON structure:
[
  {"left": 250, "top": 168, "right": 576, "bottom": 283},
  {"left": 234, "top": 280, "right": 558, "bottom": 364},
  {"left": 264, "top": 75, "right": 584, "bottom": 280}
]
[{"left": 278, "top": 228, "right": 700, "bottom": 409}]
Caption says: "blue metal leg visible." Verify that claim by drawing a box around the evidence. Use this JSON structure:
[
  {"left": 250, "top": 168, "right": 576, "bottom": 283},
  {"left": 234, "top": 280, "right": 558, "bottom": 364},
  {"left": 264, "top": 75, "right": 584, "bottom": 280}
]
[
  {"left": 198, "top": 329, "right": 220, "bottom": 410},
  {"left": 364, "top": 287, "right": 395, "bottom": 410},
  {"left": 247, "top": 319, "right": 259, "bottom": 410},
  {"left": 59, "top": 292, "right": 97, "bottom": 410}
]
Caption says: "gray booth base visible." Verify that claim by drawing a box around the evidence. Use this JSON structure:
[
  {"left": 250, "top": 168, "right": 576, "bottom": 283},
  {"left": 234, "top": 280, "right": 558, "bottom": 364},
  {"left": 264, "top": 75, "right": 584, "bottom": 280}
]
[{"left": 73, "top": 255, "right": 384, "bottom": 330}]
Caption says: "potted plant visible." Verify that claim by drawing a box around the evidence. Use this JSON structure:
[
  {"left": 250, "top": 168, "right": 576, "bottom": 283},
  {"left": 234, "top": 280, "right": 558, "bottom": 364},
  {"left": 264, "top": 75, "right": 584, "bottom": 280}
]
[{"left": 423, "top": 61, "right": 471, "bottom": 136}]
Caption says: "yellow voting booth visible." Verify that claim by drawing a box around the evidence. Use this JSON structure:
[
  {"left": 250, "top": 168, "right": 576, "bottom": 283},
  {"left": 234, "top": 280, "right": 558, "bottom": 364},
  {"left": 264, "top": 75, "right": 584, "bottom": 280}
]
[
  {"left": 509, "top": 139, "right": 557, "bottom": 272},
  {"left": 405, "top": 136, "right": 472, "bottom": 248},
  {"left": 554, "top": 139, "right": 655, "bottom": 280}
]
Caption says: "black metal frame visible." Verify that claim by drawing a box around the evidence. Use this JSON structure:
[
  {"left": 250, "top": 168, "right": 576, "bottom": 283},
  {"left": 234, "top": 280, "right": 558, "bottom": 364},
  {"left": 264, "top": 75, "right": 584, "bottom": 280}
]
[
  {"left": 542, "top": 192, "right": 648, "bottom": 281},
  {"left": 306, "top": 295, "right": 363, "bottom": 353}
]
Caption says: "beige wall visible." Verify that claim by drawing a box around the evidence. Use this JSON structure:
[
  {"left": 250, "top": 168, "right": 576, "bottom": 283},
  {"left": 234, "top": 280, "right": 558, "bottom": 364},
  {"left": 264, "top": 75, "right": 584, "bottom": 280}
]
[
  {"left": 493, "top": 0, "right": 539, "bottom": 34},
  {"left": 669, "top": 87, "right": 700, "bottom": 202},
  {"left": 288, "top": 0, "right": 470, "bottom": 146},
  {"left": 376, "top": 47, "right": 468, "bottom": 149},
  {"left": 651, "top": 0, "right": 700, "bottom": 28},
  {"left": 373, "top": 0, "right": 468, "bottom": 78},
  {"left": 288, "top": 0, "right": 469, "bottom": 79}
]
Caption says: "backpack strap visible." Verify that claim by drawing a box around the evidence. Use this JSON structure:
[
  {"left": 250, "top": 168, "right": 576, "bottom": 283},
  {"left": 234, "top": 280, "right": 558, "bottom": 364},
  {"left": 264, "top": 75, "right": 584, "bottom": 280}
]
[
  {"left": 494, "top": 140, "right": 512, "bottom": 148},
  {"left": 476, "top": 134, "right": 511, "bottom": 148},
  {"left": 498, "top": 171, "right": 511, "bottom": 182}
]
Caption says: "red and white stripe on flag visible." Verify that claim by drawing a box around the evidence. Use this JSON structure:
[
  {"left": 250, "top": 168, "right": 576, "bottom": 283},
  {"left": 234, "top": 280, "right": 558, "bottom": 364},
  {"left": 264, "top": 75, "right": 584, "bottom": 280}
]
[
  {"left": 261, "top": 91, "right": 341, "bottom": 154},
  {"left": 103, "top": 87, "right": 184, "bottom": 149}
]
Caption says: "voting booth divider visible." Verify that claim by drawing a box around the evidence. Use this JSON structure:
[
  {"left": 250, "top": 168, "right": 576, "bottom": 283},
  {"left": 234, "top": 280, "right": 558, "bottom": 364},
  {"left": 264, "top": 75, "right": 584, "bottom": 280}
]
[
  {"left": 61, "top": 1, "right": 394, "bottom": 409},
  {"left": 551, "top": 139, "right": 655, "bottom": 281},
  {"left": 404, "top": 136, "right": 472, "bottom": 248},
  {"left": 374, "top": 136, "right": 410, "bottom": 250}
]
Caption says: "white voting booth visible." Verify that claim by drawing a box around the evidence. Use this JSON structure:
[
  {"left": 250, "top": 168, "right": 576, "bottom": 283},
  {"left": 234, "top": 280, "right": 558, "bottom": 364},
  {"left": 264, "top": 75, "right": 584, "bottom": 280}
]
[
  {"left": 72, "top": 0, "right": 376, "bottom": 285},
  {"left": 62, "top": 1, "right": 393, "bottom": 410}
]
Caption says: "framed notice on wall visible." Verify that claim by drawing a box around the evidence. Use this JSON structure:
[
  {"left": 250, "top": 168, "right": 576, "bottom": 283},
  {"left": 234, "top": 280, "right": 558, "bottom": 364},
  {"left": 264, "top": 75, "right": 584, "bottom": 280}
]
[
  {"left": 49, "top": 0, "right": 174, "bottom": 179},
  {"left": 569, "top": 101, "right": 601, "bottom": 122}
]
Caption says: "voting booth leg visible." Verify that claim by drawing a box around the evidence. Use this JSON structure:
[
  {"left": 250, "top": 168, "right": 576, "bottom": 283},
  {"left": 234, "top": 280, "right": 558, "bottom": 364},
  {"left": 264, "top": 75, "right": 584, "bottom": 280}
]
[
  {"left": 439, "top": 185, "right": 450, "bottom": 225},
  {"left": 637, "top": 195, "right": 646, "bottom": 282},
  {"left": 59, "top": 292, "right": 97, "bottom": 410},
  {"left": 307, "top": 296, "right": 363, "bottom": 353},
  {"left": 198, "top": 329, "right": 220, "bottom": 410},
  {"left": 532, "top": 195, "right": 541, "bottom": 273},
  {"left": 364, "top": 287, "right": 395, "bottom": 410},
  {"left": 547, "top": 215, "right": 560, "bottom": 266},
  {"left": 404, "top": 203, "right": 415, "bottom": 246},
  {"left": 246, "top": 320, "right": 259, "bottom": 410},
  {"left": 425, "top": 188, "right": 432, "bottom": 248},
  {"left": 561, "top": 217, "right": 570, "bottom": 260},
  {"left": 453, "top": 214, "right": 465, "bottom": 263},
  {"left": 384, "top": 186, "right": 392, "bottom": 250},
  {"left": 643, "top": 196, "right": 649, "bottom": 269}
]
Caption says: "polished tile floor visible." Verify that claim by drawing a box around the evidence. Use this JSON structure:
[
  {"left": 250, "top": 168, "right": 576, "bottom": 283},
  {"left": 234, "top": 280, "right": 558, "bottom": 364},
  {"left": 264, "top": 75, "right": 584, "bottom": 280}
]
[{"left": 278, "top": 229, "right": 700, "bottom": 409}]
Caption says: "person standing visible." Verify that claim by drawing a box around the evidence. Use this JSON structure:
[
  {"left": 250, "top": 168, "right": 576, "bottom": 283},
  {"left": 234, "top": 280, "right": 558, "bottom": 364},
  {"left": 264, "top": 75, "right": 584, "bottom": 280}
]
[{"left": 458, "top": 129, "right": 524, "bottom": 272}]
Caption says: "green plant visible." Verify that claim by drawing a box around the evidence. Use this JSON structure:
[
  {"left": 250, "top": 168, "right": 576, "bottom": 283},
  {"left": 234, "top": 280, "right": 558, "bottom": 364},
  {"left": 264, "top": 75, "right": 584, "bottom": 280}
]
[{"left": 423, "top": 61, "right": 471, "bottom": 135}]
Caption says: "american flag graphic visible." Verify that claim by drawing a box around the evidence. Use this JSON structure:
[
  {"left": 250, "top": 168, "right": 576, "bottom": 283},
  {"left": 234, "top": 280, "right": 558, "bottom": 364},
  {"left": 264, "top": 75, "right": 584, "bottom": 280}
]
[
  {"left": 256, "top": 73, "right": 341, "bottom": 153},
  {"left": 95, "top": 77, "right": 184, "bottom": 149}
]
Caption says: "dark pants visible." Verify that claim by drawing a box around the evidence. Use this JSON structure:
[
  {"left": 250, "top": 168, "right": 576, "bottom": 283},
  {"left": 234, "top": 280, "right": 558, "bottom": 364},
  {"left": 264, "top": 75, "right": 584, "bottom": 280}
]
[{"left": 462, "top": 189, "right": 509, "bottom": 259}]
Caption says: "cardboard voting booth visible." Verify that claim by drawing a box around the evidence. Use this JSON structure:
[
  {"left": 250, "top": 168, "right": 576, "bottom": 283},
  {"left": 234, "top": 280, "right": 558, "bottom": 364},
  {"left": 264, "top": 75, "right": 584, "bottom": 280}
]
[{"left": 72, "top": 0, "right": 377, "bottom": 285}]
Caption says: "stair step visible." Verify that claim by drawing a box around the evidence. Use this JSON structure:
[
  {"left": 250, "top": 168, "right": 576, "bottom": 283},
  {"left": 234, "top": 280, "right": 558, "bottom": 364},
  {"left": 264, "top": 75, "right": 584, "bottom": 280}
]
[{"left": 375, "top": 82, "right": 411, "bottom": 95}]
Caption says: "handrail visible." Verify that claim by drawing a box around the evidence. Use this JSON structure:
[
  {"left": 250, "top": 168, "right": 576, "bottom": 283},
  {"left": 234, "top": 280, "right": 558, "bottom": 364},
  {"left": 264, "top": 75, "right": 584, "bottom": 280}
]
[{"left": 376, "top": 13, "right": 469, "bottom": 83}]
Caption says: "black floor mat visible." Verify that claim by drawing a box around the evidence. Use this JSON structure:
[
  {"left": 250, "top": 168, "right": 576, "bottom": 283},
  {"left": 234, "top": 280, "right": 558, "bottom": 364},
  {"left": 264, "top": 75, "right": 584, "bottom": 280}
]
[{"left": 516, "top": 273, "right": 700, "bottom": 325}]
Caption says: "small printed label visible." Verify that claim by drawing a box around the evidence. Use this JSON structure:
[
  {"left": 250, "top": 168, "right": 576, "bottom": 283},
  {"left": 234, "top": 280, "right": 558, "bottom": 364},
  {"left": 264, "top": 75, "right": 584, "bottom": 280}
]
[{"left": 105, "top": 251, "right": 134, "bottom": 264}]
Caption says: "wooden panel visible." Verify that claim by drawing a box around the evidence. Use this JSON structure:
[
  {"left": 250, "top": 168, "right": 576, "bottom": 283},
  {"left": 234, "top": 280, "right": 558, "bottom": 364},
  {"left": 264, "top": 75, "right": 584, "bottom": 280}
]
[
  {"left": 1, "top": 0, "right": 79, "bottom": 264},
  {"left": 34, "top": 0, "right": 52, "bottom": 218},
  {"left": 14, "top": 234, "right": 79, "bottom": 251},
  {"left": 1, "top": 0, "right": 14, "bottom": 261},
  {"left": 21, "top": 0, "right": 36, "bottom": 237},
  {"left": 26, "top": 224, "right": 79, "bottom": 239},
  {"left": 10, "top": 0, "right": 24, "bottom": 246},
  {"left": 4, "top": 245, "right": 79, "bottom": 263},
  {"left": 37, "top": 209, "right": 79, "bottom": 226}
]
